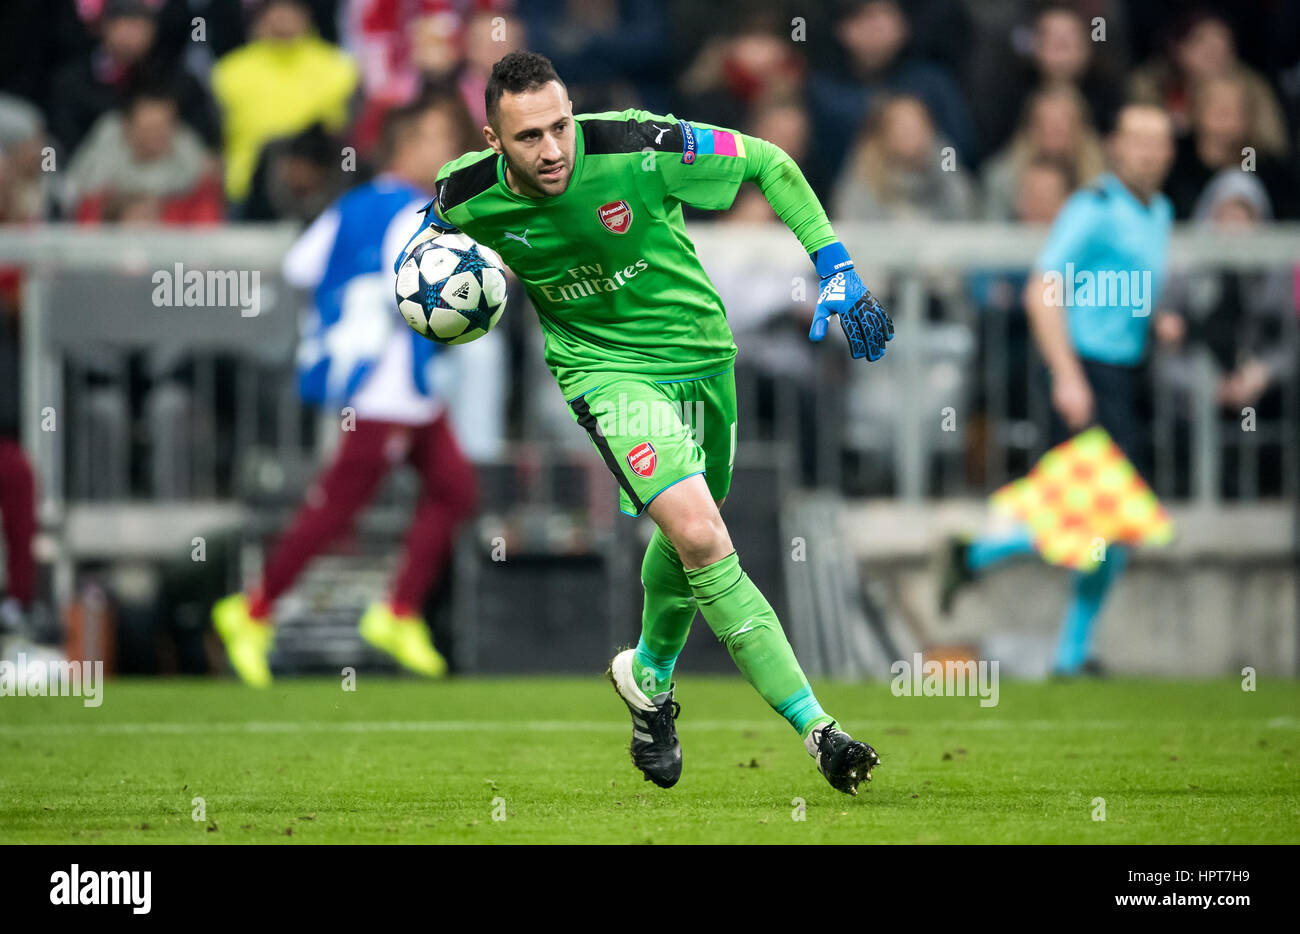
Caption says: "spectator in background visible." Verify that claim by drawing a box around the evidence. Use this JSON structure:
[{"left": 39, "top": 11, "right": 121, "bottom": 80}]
[
  {"left": 211, "top": 0, "right": 358, "bottom": 205},
  {"left": 981, "top": 5, "right": 1124, "bottom": 161},
  {"left": 832, "top": 92, "right": 974, "bottom": 342},
  {"left": 49, "top": 0, "right": 220, "bottom": 153},
  {"left": 981, "top": 85, "right": 1105, "bottom": 221},
  {"left": 1129, "top": 8, "right": 1289, "bottom": 149},
  {"left": 1193, "top": 176, "right": 1294, "bottom": 419},
  {"left": 1016, "top": 6, "right": 1121, "bottom": 147},
  {"left": 710, "top": 97, "right": 823, "bottom": 485},
  {"left": 244, "top": 89, "right": 479, "bottom": 226},
  {"left": 971, "top": 157, "right": 1074, "bottom": 310},
  {"left": 1163, "top": 72, "right": 1298, "bottom": 219},
  {"left": 348, "top": 6, "right": 523, "bottom": 158},
  {"left": 678, "top": 14, "right": 806, "bottom": 136},
  {"left": 0, "top": 0, "right": 91, "bottom": 113},
  {"left": 0, "top": 94, "right": 57, "bottom": 223},
  {"left": 809, "top": 0, "right": 977, "bottom": 196},
  {"left": 892, "top": 0, "right": 974, "bottom": 82},
  {"left": 205, "top": 0, "right": 342, "bottom": 59},
  {"left": 521, "top": 0, "right": 670, "bottom": 113},
  {"left": 968, "top": 1, "right": 1133, "bottom": 158},
  {"left": 1014, "top": 155, "right": 1072, "bottom": 225},
  {"left": 348, "top": 3, "right": 458, "bottom": 155},
  {"left": 751, "top": 97, "right": 812, "bottom": 167},
  {"left": 966, "top": 157, "right": 1073, "bottom": 483},
  {"left": 1156, "top": 170, "right": 1295, "bottom": 426},
  {"left": 66, "top": 85, "right": 222, "bottom": 224},
  {"left": 0, "top": 274, "right": 37, "bottom": 642},
  {"left": 831, "top": 94, "right": 975, "bottom": 221},
  {"left": 0, "top": 82, "right": 45, "bottom": 629},
  {"left": 242, "top": 123, "right": 350, "bottom": 223},
  {"left": 348, "top": 0, "right": 441, "bottom": 118},
  {"left": 455, "top": 9, "right": 526, "bottom": 126}
]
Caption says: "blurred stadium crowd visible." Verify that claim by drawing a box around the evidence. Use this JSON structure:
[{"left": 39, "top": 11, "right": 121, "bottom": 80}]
[
  {"left": 0, "top": 0, "right": 1296, "bottom": 672},
  {"left": 0, "top": 0, "right": 1297, "bottom": 227},
  {"left": 0, "top": 0, "right": 1295, "bottom": 504},
  {"left": 0, "top": 0, "right": 1298, "bottom": 480}
]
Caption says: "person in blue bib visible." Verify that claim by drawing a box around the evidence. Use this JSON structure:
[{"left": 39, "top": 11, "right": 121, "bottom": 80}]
[
  {"left": 943, "top": 103, "right": 1176, "bottom": 676},
  {"left": 211, "top": 95, "right": 486, "bottom": 687}
]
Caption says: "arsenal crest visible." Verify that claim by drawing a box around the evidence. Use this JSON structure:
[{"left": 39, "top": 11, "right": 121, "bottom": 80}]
[
  {"left": 598, "top": 200, "right": 633, "bottom": 234},
  {"left": 627, "top": 441, "right": 656, "bottom": 478}
]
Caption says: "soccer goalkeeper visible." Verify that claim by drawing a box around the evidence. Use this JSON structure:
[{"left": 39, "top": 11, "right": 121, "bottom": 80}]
[{"left": 407, "top": 51, "right": 893, "bottom": 795}]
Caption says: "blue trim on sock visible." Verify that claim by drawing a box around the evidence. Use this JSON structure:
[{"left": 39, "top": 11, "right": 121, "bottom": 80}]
[
  {"left": 633, "top": 637, "right": 678, "bottom": 691},
  {"left": 775, "top": 684, "right": 828, "bottom": 736},
  {"left": 1054, "top": 546, "right": 1128, "bottom": 673}
]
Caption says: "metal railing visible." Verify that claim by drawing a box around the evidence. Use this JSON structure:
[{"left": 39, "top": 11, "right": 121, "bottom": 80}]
[
  {"left": 693, "top": 221, "right": 1300, "bottom": 504},
  {"left": 3, "top": 221, "right": 1298, "bottom": 523}
]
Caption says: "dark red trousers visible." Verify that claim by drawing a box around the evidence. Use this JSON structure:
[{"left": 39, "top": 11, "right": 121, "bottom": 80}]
[
  {"left": 0, "top": 440, "right": 35, "bottom": 606},
  {"left": 252, "top": 415, "right": 477, "bottom": 618}
]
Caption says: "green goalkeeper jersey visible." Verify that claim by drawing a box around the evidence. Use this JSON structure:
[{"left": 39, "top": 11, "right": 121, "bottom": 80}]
[{"left": 432, "top": 109, "right": 837, "bottom": 399}]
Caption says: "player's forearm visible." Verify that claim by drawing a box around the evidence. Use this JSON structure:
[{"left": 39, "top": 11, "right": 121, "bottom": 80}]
[
  {"left": 1023, "top": 277, "right": 1083, "bottom": 380},
  {"left": 737, "top": 135, "right": 893, "bottom": 360},
  {"left": 741, "top": 135, "right": 837, "bottom": 255}
]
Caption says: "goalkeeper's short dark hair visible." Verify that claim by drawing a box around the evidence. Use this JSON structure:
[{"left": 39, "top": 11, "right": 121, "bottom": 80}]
[{"left": 485, "top": 51, "right": 564, "bottom": 126}]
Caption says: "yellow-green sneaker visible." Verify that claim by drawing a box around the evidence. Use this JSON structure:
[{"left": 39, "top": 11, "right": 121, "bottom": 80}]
[
  {"left": 212, "top": 593, "right": 274, "bottom": 688},
  {"left": 359, "top": 603, "right": 448, "bottom": 678}
]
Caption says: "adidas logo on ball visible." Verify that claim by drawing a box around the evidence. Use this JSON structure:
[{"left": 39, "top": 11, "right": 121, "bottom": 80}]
[{"left": 394, "top": 232, "right": 509, "bottom": 345}]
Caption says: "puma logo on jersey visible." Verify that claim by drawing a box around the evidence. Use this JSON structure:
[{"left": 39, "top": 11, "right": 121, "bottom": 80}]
[
  {"left": 651, "top": 124, "right": 673, "bottom": 144},
  {"left": 504, "top": 229, "right": 532, "bottom": 248}
]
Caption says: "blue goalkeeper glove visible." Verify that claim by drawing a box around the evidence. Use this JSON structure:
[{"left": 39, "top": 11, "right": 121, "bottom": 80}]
[
  {"left": 808, "top": 242, "right": 893, "bottom": 361},
  {"left": 392, "top": 198, "right": 458, "bottom": 274}
]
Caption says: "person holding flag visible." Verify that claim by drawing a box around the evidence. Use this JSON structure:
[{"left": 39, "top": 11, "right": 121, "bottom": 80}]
[{"left": 941, "top": 103, "right": 1176, "bottom": 676}]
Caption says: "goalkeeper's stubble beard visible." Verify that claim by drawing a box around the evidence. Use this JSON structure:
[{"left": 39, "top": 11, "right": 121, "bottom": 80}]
[{"left": 503, "top": 149, "right": 572, "bottom": 199}]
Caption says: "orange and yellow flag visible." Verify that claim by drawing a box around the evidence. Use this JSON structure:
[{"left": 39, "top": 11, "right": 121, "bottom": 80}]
[{"left": 989, "top": 426, "right": 1173, "bottom": 572}]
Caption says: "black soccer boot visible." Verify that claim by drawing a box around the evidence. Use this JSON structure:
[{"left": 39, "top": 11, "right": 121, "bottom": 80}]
[
  {"left": 938, "top": 535, "right": 976, "bottom": 616},
  {"left": 806, "top": 720, "right": 880, "bottom": 796},
  {"left": 608, "top": 649, "right": 682, "bottom": 789}
]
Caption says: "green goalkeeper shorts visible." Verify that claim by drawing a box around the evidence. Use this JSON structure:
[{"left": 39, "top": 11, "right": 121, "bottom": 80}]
[{"left": 567, "top": 369, "right": 738, "bottom": 517}]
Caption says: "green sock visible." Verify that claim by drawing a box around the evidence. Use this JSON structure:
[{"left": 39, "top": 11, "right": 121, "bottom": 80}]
[
  {"left": 631, "top": 528, "right": 696, "bottom": 697},
  {"left": 685, "top": 552, "right": 832, "bottom": 737}
]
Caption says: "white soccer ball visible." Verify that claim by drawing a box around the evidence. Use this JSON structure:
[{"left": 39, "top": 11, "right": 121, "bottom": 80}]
[{"left": 395, "top": 232, "right": 508, "bottom": 345}]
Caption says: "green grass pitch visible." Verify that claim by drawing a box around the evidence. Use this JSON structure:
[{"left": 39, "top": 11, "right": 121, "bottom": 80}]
[{"left": 2, "top": 675, "right": 1297, "bottom": 844}]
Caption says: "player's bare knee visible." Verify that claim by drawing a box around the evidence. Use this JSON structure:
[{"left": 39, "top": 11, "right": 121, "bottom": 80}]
[{"left": 670, "top": 512, "right": 732, "bottom": 568}]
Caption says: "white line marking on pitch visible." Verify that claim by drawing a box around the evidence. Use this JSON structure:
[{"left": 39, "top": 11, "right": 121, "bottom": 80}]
[{"left": 0, "top": 718, "right": 1295, "bottom": 737}]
